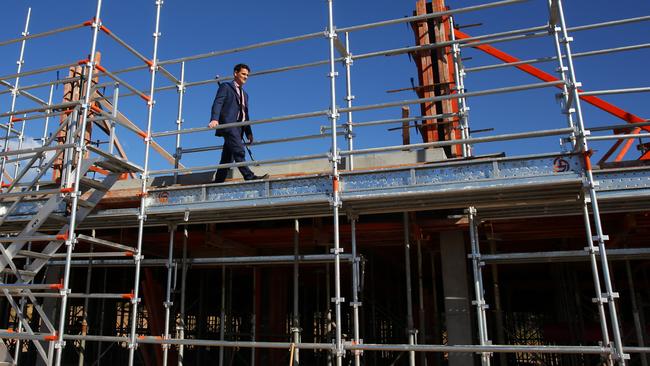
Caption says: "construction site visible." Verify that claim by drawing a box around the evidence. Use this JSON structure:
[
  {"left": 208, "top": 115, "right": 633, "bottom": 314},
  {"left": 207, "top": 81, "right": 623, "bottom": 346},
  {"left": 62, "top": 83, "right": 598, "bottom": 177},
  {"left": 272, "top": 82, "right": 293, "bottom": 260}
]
[{"left": 0, "top": 0, "right": 649, "bottom": 365}]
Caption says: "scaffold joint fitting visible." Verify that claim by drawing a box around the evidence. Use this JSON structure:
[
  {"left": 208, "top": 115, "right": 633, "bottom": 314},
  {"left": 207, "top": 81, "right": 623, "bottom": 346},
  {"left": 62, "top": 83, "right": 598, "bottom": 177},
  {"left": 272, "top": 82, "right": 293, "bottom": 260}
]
[{"left": 592, "top": 234, "right": 608, "bottom": 242}]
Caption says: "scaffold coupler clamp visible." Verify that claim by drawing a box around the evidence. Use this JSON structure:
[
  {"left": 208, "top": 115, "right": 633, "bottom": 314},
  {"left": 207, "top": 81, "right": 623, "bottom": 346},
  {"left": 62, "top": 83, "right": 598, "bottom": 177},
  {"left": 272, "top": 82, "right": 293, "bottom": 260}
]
[
  {"left": 328, "top": 149, "right": 342, "bottom": 164},
  {"left": 610, "top": 342, "right": 631, "bottom": 361},
  {"left": 346, "top": 339, "right": 363, "bottom": 357}
]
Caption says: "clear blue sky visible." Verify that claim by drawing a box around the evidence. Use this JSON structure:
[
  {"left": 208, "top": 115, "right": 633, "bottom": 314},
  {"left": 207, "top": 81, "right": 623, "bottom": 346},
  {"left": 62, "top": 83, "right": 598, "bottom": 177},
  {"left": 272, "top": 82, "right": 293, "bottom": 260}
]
[{"left": 0, "top": 0, "right": 648, "bottom": 175}]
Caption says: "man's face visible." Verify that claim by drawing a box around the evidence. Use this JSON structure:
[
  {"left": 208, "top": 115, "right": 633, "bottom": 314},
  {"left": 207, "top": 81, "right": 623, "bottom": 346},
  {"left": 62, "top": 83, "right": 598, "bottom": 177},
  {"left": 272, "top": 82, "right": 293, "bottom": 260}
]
[{"left": 234, "top": 68, "right": 249, "bottom": 86}]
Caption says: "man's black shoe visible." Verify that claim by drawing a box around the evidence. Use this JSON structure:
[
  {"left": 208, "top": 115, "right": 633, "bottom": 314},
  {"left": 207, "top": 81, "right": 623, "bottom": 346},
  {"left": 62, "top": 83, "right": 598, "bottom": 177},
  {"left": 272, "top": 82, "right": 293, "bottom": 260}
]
[{"left": 246, "top": 173, "right": 269, "bottom": 181}]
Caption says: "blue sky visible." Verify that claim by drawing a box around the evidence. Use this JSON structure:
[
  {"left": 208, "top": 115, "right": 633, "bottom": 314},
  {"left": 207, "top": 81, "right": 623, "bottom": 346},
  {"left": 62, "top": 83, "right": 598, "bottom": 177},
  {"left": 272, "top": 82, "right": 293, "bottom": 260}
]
[{"left": 0, "top": 0, "right": 648, "bottom": 176}]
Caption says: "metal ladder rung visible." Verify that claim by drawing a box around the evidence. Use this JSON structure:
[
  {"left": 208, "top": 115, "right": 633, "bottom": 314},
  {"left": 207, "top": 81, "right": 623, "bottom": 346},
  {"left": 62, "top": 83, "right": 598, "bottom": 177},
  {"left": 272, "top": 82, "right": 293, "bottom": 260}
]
[
  {"left": 0, "top": 234, "right": 67, "bottom": 243},
  {"left": 1, "top": 268, "right": 37, "bottom": 278},
  {"left": 76, "top": 234, "right": 136, "bottom": 252},
  {"left": 87, "top": 146, "right": 144, "bottom": 173},
  {"left": 64, "top": 196, "right": 96, "bottom": 209},
  {"left": 16, "top": 250, "right": 53, "bottom": 260},
  {"left": 48, "top": 214, "right": 69, "bottom": 224},
  {"left": 0, "top": 188, "right": 60, "bottom": 199},
  {"left": 51, "top": 251, "right": 133, "bottom": 259},
  {"left": 0, "top": 283, "right": 62, "bottom": 291},
  {"left": 79, "top": 177, "right": 109, "bottom": 191},
  {"left": 7, "top": 292, "right": 134, "bottom": 299}
]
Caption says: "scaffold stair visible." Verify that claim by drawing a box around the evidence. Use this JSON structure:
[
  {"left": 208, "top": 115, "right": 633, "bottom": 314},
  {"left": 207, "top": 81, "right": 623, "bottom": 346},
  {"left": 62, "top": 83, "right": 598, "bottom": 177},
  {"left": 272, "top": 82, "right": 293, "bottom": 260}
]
[{"left": 0, "top": 152, "right": 142, "bottom": 364}]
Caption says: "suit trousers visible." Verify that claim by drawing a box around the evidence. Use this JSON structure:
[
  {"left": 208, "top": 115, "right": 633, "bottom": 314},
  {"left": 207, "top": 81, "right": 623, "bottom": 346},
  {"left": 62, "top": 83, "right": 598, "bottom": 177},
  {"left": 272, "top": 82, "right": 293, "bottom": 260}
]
[{"left": 214, "top": 133, "right": 255, "bottom": 182}]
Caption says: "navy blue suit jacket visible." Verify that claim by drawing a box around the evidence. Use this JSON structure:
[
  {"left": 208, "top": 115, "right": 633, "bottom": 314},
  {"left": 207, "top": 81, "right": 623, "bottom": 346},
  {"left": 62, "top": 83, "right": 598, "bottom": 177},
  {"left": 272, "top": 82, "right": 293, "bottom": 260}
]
[{"left": 210, "top": 81, "right": 252, "bottom": 138}]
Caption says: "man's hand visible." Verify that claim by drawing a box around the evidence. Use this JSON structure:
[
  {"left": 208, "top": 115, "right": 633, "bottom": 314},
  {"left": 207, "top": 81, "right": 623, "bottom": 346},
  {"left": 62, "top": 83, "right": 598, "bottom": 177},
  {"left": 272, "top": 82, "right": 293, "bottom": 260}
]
[
  {"left": 208, "top": 120, "right": 219, "bottom": 129},
  {"left": 246, "top": 133, "right": 254, "bottom": 144}
]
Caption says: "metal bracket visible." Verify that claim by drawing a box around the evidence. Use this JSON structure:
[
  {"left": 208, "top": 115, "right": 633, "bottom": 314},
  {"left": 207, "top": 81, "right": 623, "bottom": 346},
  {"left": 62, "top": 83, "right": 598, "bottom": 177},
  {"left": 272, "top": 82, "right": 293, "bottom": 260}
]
[
  {"left": 592, "top": 296, "right": 608, "bottom": 304},
  {"left": 592, "top": 234, "right": 608, "bottom": 242}
]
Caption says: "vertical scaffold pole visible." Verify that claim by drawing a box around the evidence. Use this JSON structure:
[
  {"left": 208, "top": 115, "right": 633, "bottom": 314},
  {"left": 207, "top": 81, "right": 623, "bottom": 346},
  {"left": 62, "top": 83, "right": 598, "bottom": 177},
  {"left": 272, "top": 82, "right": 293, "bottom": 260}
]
[
  {"left": 177, "top": 225, "right": 188, "bottom": 366},
  {"left": 163, "top": 224, "right": 176, "bottom": 366},
  {"left": 449, "top": 16, "right": 471, "bottom": 158},
  {"left": 403, "top": 213, "right": 416, "bottom": 366},
  {"left": 415, "top": 223, "right": 427, "bottom": 366},
  {"left": 128, "top": 0, "right": 164, "bottom": 363},
  {"left": 626, "top": 261, "right": 648, "bottom": 366},
  {"left": 0, "top": 7, "right": 31, "bottom": 183},
  {"left": 78, "top": 239, "right": 95, "bottom": 366},
  {"left": 108, "top": 83, "right": 119, "bottom": 155},
  {"left": 326, "top": 1, "right": 343, "bottom": 364},
  {"left": 343, "top": 32, "right": 355, "bottom": 171},
  {"left": 553, "top": 0, "right": 627, "bottom": 364},
  {"left": 12, "top": 115, "right": 26, "bottom": 180},
  {"left": 13, "top": 239, "right": 34, "bottom": 363},
  {"left": 36, "top": 84, "right": 55, "bottom": 191},
  {"left": 173, "top": 62, "right": 185, "bottom": 184},
  {"left": 349, "top": 215, "right": 361, "bottom": 366},
  {"left": 219, "top": 266, "right": 226, "bottom": 366},
  {"left": 293, "top": 219, "right": 301, "bottom": 364},
  {"left": 468, "top": 207, "right": 491, "bottom": 366},
  {"left": 547, "top": 0, "right": 576, "bottom": 141},
  {"left": 55, "top": 1, "right": 103, "bottom": 364},
  {"left": 251, "top": 267, "right": 257, "bottom": 366},
  {"left": 547, "top": 8, "right": 612, "bottom": 360}
]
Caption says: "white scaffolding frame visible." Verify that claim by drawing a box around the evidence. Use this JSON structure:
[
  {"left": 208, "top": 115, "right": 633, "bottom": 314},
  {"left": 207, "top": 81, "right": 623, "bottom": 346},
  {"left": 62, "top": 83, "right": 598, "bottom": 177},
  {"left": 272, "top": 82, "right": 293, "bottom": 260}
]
[{"left": 0, "top": 0, "right": 647, "bottom": 365}]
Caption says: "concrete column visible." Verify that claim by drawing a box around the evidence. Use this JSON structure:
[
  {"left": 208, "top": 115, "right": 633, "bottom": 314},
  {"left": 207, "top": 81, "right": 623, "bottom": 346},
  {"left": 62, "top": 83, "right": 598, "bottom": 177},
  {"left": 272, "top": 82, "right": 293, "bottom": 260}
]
[{"left": 440, "top": 231, "right": 473, "bottom": 366}]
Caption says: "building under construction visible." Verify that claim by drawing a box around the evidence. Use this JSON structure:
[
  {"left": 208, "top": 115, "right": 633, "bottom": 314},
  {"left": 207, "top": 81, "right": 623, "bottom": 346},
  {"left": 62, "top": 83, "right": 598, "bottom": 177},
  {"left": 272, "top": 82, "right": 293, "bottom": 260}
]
[{"left": 0, "top": 0, "right": 648, "bottom": 365}]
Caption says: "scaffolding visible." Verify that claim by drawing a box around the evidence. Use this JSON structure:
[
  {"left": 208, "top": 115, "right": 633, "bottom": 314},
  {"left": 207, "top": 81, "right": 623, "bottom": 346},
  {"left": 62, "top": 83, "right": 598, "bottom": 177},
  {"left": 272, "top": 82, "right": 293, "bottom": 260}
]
[{"left": 0, "top": 0, "right": 648, "bottom": 365}]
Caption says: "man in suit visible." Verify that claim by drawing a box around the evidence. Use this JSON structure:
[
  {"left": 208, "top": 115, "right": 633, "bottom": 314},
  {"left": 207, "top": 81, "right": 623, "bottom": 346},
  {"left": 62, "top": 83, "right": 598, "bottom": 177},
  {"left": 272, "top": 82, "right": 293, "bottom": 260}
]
[{"left": 208, "top": 63, "right": 268, "bottom": 183}]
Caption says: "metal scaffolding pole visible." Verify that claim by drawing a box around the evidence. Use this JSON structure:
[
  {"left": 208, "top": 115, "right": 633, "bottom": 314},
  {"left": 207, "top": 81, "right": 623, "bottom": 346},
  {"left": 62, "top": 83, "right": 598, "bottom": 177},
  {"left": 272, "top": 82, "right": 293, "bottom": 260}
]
[
  {"left": 78, "top": 239, "right": 95, "bottom": 366},
  {"left": 547, "top": 0, "right": 577, "bottom": 144},
  {"left": 54, "top": 0, "right": 104, "bottom": 363},
  {"left": 163, "top": 224, "right": 176, "bottom": 366},
  {"left": 343, "top": 32, "right": 355, "bottom": 171},
  {"left": 251, "top": 267, "right": 256, "bottom": 366},
  {"left": 36, "top": 84, "right": 55, "bottom": 191},
  {"left": 177, "top": 225, "right": 188, "bottom": 366},
  {"left": 449, "top": 15, "right": 471, "bottom": 158},
  {"left": 626, "top": 261, "right": 648, "bottom": 366},
  {"left": 219, "top": 266, "right": 226, "bottom": 366},
  {"left": 552, "top": 0, "right": 628, "bottom": 363},
  {"left": 173, "top": 62, "right": 186, "bottom": 184},
  {"left": 468, "top": 207, "right": 491, "bottom": 366},
  {"left": 0, "top": 7, "right": 31, "bottom": 184},
  {"left": 12, "top": 117, "right": 26, "bottom": 180},
  {"left": 293, "top": 219, "right": 301, "bottom": 364},
  {"left": 415, "top": 222, "right": 426, "bottom": 366},
  {"left": 349, "top": 216, "right": 361, "bottom": 366},
  {"left": 326, "top": 1, "right": 344, "bottom": 365},
  {"left": 128, "top": 0, "right": 163, "bottom": 364},
  {"left": 402, "top": 213, "right": 416, "bottom": 366}
]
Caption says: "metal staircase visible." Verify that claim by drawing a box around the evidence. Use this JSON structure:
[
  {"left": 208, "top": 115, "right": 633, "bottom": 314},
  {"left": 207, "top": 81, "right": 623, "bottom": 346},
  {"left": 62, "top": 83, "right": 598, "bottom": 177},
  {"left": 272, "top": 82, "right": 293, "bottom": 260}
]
[{"left": 0, "top": 107, "right": 142, "bottom": 364}]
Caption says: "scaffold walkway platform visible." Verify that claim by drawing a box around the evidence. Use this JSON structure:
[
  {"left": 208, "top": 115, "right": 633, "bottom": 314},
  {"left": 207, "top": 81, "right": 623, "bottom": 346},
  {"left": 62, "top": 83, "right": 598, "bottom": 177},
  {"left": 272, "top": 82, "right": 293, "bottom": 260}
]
[{"left": 0, "top": 152, "right": 648, "bottom": 230}]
